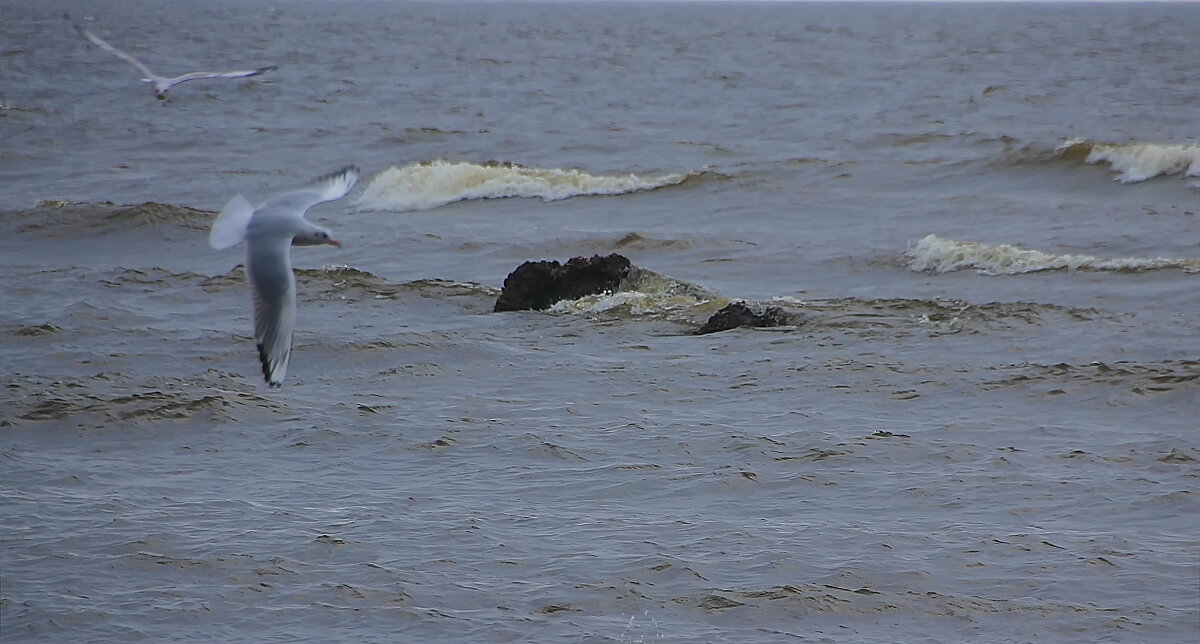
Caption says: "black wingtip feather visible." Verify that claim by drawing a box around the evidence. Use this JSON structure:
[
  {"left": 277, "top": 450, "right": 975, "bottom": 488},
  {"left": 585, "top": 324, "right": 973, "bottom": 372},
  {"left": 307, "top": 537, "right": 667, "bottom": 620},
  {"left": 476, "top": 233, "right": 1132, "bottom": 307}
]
[
  {"left": 312, "top": 165, "right": 361, "bottom": 185},
  {"left": 256, "top": 342, "right": 281, "bottom": 388}
]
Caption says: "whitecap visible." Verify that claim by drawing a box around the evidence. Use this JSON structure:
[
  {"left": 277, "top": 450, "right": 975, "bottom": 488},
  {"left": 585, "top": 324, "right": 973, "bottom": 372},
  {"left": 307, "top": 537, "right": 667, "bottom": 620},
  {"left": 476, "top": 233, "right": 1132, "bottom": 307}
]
[
  {"left": 548, "top": 267, "right": 721, "bottom": 317},
  {"left": 1056, "top": 139, "right": 1200, "bottom": 183},
  {"left": 355, "top": 160, "right": 698, "bottom": 212},
  {"left": 905, "top": 234, "right": 1200, "bottom": 275}
]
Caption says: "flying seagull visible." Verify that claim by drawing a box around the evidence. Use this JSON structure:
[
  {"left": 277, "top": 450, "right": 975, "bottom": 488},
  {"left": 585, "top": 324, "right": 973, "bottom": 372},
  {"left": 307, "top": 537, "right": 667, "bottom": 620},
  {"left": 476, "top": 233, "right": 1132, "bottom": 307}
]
[
  {"left": 75, "top": 23, "right": 277, "bottom": 100},
  {"left": 210, "top": 166, "right": 360, "bottom": 388}
]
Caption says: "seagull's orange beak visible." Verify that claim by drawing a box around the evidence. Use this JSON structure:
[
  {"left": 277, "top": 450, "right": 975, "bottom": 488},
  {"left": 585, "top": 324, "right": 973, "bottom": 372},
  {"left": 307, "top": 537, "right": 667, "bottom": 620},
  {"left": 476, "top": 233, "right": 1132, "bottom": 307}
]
[{"left": 329, "top": 239, "right": 342, "bottom": 248}]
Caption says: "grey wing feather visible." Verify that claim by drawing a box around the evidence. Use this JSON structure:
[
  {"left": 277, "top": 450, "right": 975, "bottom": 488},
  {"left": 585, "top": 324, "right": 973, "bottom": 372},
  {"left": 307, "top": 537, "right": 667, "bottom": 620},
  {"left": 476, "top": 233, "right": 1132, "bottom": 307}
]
[
  {"left": 253, "top": 286, "right": 295, "bottom": 388},
  {"left": 258, "top": 165, "right": 360, "bottom": 215},
  {"left": 246, "top": 239, "right": 296, "bottom": 388},
  {"left": 166, "top": 66, "right": 279, "bottom": 86}
]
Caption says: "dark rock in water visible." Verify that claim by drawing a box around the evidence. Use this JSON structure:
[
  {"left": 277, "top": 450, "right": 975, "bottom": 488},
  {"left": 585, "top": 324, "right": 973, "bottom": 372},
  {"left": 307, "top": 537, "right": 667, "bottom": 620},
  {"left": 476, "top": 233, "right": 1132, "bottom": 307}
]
[
  {"left": 695, "top": 301, "right": 789, "bottom": 335},
  {"left": 494, "top": 253, "right": 632, "bottom": 312}
]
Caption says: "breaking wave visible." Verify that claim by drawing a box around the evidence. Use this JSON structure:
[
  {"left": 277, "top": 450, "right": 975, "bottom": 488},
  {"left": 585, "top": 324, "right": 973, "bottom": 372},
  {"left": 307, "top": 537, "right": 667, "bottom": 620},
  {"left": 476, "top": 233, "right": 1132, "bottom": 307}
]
[
  {"left": 355, "top": 160, "right": 701, "bottom": 212},
  {"left": 905, "top": 234, "right": 1200, "bottom": 275},
  {"left": 548, "top": 266, "right": 723, "bottom": 319},
  {"left": 1055, "top": 139, "right": 1200, "bottom": 183}
]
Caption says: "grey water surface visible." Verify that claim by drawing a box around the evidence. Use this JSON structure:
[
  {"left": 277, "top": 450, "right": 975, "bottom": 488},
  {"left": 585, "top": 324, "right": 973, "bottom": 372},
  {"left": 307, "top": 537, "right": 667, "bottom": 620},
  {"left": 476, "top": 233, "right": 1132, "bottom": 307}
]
[{"left": 1, "top": 1, "right": 1197, "bottom": 642}]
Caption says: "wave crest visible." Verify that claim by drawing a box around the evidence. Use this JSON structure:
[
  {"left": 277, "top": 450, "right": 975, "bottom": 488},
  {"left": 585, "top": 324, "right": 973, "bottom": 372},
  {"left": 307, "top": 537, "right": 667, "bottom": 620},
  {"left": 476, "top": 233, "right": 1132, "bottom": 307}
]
[
  {"left": 1058, "top": 139, "right": 1200, "bottom": 183},
  {"left": 548, "top": 266, "right": 722, "bottom": 319},
  {"left": 905, "top": 234, "right": 1200, "bottom": 275},
  {"left": 355, "top": 160, "right": 700, "bottom": 212}
]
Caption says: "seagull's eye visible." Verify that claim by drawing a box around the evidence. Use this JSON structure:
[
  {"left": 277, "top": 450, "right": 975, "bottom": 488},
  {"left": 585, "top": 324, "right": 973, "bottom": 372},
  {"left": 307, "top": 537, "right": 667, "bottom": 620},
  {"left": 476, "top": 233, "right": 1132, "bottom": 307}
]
[{"left": 317, "top": 232, "right": 327, "bottom": 239}]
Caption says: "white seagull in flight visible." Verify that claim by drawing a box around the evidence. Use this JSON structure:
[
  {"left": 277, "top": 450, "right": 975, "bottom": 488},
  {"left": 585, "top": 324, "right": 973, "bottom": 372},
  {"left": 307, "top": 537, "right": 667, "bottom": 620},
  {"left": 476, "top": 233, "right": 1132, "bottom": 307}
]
[
  {"left": 76, "top": 23, "right": 278, "bottom": 100},
  {"left": 210, "top": 166, "right": 360, "bottom": 388}
]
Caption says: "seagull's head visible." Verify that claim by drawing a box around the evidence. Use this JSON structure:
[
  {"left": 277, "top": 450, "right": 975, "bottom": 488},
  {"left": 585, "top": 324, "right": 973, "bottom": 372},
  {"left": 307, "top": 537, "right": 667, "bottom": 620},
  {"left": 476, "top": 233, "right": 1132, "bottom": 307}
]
[
  {"left": 295, "top": 226, "right": 341, "bottom": 248},
  {"left": 138, "top": 79, "right": 166, "bottom": 100}
]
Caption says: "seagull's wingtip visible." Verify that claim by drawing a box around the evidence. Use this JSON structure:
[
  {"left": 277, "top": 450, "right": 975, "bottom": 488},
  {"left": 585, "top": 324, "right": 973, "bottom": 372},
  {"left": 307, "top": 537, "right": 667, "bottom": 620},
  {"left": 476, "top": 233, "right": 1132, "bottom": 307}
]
[
  {"left": 257, "top": 343, "right": 286, "bottom": 388},
  {"left": 321, "top": 165, "right": 362, "bottom": 188}
]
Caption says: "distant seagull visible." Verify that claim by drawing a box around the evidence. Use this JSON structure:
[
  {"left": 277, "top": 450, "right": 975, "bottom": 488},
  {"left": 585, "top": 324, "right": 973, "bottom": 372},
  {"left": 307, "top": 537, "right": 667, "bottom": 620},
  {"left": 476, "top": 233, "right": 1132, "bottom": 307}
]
[
  {"left": 210, "top": 166, "right": 360, "bottom": 388},
  {"left": 74, "top": 22, "right": 277, "bottom": 100}
]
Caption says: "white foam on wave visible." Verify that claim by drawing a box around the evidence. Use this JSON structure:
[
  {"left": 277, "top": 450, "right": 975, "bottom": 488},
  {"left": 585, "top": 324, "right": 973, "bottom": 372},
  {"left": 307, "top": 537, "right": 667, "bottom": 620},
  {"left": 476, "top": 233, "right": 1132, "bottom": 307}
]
[
  {"left": 548, "top": 267, "right": 721, "bottom": 317},
  {"left": 548, "top": 290, "right": 700, "bottom": 316},
  {"left": 1059, "top": 139, "right": 1200, "bottom": 183},
  {"left": 355, "top": 161, "right": 697, "bottom": 212},
  {"left": 34, "top": 199, "right": 82, "bottom": 209},
  {"left": 905, "top": 234, "right": 1200, "bottom": 275}
]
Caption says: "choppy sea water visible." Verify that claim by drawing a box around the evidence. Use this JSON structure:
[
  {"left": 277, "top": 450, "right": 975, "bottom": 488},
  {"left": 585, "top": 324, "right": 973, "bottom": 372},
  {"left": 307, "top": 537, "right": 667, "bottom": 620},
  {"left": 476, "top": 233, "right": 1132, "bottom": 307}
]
[{"left": 1, "top": 1, "right": 1198, "bottom": 642}]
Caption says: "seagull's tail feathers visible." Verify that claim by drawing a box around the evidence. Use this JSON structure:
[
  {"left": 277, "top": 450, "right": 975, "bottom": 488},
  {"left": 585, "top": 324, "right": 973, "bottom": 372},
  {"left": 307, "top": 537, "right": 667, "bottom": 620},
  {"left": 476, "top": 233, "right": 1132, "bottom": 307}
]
[{"left": 210, "top": 194, "right": 256, "bottom": 250}]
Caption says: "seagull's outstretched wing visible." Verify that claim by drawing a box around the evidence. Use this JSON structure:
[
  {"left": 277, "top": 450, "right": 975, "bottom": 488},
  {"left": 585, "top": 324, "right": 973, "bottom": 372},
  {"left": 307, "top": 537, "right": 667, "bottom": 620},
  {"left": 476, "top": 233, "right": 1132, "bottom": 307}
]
[
  {"left": 258, "top": 166, "right": 360, "bottom": 216},
  {"left": 163, "top": 66, "right": 279, "bottom": 90},
  {"left": 77, "top": 25, "right": 159, "bottom": 82},
  {"left": 246, "top": 238, "right": 296, "bottom": 388},
  {"left": 210, "top": 194, "right": 256, "bottom": 250},
  {"left": 253, "top": 283, "right": 295, "bottom": 389}
]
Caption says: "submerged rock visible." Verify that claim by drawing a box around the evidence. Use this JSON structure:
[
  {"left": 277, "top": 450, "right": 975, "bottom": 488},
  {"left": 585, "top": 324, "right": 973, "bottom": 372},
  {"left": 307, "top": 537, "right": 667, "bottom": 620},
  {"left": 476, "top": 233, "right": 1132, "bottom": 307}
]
[
  {"left": 494, "top": 253, "right": 632, "bottom": 312},
  {"left": 695, "top": 301, "right": 790, "bottom": 335}
]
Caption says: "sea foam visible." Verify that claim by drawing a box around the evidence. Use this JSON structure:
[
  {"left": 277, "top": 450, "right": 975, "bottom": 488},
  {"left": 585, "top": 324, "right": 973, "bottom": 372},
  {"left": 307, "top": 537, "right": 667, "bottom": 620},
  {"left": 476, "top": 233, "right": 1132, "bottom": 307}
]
[
  {"left": 1058, "top": 140, "right": 1200, "bottom": 183},
  {"left": 547, "top": 267, "right": 721, "bottom": 318},
  {"left": 905, "top": 234, "right": 1200, "bottom": 275},
  {"left": 355, "top": 161, "right": 697, "bottom": 212}
]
